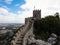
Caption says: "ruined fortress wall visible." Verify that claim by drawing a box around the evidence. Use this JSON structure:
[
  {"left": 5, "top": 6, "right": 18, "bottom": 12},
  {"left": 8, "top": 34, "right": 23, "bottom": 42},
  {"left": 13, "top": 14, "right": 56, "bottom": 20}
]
[
  {"left": 23, "top": 24, "right": 33, "bottom": 45},
  {"left": 25, "top": 17, "right": 33, "bottom": 25},
  {"left": 11, "top": 17, "right": 32, "bottom": 45},
  {"left": 11, "top": 9, "right": 41, "bottom": 45},
  {"left": 11, "top": 26, "right": 25, "bottom": 45}
]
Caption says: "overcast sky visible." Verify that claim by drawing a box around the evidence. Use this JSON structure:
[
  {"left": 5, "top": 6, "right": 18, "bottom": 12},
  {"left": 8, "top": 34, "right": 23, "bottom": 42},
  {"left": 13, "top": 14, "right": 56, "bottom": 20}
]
[{"left": 0, "top": 0, "right": 60, "bottom": 23}]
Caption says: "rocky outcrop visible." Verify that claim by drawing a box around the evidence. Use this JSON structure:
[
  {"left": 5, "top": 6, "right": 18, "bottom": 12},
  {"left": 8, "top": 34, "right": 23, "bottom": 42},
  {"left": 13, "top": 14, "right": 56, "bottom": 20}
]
[{"left": 27, "top": 33, "right": 59, "bottom": 45}]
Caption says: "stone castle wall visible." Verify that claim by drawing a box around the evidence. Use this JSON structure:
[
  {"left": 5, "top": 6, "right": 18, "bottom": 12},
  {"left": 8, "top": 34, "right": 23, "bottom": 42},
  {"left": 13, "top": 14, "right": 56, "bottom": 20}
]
[{"left": 11, "top": 10, "right": 41, "bottom": 45}]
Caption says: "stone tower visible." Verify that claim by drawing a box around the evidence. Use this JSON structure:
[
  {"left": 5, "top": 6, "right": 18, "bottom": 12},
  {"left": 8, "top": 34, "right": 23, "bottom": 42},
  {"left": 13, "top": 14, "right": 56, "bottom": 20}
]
[{"left": 33, "top": 10, "right": 41, "bottom": 20}]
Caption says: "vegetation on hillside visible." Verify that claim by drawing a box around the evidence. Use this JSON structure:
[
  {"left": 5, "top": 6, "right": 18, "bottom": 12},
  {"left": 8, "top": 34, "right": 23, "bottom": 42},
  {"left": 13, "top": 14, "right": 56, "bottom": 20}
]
[{"left": 34, "top": 12, "right": 60, "bottom": 40}]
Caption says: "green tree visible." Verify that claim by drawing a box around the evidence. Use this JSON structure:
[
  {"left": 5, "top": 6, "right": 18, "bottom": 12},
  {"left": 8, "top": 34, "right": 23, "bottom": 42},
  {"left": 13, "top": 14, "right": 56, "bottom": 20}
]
[
  {"left": 34, "top": 15, "right": 60, "bottom": 39},
  {"left": 55, "top": 12, "right": 59, "bottom": 18}
]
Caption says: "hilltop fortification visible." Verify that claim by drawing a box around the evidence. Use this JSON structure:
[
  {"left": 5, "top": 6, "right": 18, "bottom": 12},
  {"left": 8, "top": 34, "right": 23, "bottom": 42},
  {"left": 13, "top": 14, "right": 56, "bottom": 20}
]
[{"left": 11, "top": 9, "right": 41, "bottom": 45}]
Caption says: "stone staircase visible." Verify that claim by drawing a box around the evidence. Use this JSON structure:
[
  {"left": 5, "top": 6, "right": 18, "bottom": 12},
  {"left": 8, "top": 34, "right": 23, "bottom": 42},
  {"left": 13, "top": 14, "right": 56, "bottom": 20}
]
[
  {"left": 11, "top": 18, "right": 33, "bottom": 45},
  {"left": 16, "top": 34, "right": 24, "bottom": 45}
]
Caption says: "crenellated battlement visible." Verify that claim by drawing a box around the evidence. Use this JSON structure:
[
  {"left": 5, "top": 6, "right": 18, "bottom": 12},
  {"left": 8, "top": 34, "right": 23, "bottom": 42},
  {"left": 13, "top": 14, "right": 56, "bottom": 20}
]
[
  {"left": 33, "top": 9, "right": 41, "bottom": 11},
  {"left": 33, "top": 9, "right": 41, "bottom": 20},
  {"left": 25, "top": 9, "right": 41, "bottom": 25}
]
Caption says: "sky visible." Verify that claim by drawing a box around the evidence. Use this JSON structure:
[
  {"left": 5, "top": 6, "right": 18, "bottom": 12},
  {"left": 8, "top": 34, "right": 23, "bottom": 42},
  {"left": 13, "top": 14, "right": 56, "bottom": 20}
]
[{"left": 0, "top": 0, "right": 60, "bottom": 23}]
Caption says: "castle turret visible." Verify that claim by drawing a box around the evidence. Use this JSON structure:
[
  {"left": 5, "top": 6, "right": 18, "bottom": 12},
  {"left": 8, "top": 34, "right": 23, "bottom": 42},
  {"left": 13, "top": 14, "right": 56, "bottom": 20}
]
[{"left": 33, "top": 10, "right": 41, "bottom": 20}]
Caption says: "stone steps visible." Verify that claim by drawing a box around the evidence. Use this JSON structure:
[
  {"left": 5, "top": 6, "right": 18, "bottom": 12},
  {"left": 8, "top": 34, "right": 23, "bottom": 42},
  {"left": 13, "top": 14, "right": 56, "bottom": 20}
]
[
  {"left": 16, "top": 38, "right": 23, "bottom": 45},
  {"left": 16, "top": 34, "right": 24, "bottom": 45},
  {"left": 11, "top": 21, "right": 31, "bottom": 45}
]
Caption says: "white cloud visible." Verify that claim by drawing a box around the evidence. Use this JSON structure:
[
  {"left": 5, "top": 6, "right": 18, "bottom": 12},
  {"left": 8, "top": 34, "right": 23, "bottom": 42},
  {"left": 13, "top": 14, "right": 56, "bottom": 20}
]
[
  {"left": 20, "top": 0, "right": 60, "bottom": 18},
  {"left": 0, "top": 0, "right": 60, "bottom": 23},
  {"left": 0, "top": 7, "right": 8, "bottom": 14},
  {"left": 0, "top": 7, "right": 25, "bottom": 23}
]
